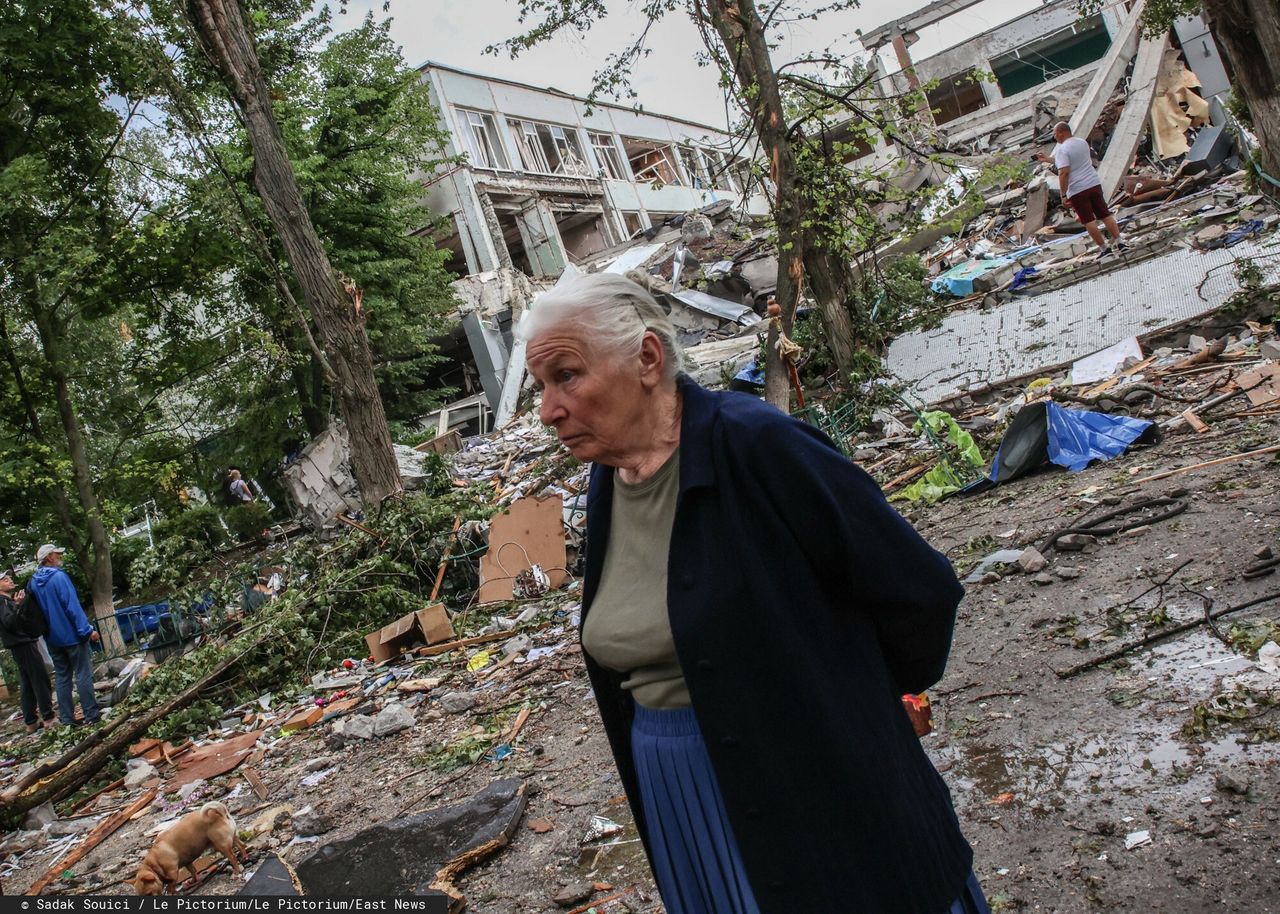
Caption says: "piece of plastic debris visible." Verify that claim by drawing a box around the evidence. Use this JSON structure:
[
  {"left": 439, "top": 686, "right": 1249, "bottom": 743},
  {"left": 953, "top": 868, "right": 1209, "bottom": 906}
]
[
  {"left": 467, "top": 651, "right": 492, "bottom": 672},
  {"left": 583, "top": 815, "right": 624, "bottom": 844},
  {"left": 300, "top": 767, "right": 337, "bottom": 788},
  {"left": 1124, "top": 829, "right": 1152, "bottom": 850}
]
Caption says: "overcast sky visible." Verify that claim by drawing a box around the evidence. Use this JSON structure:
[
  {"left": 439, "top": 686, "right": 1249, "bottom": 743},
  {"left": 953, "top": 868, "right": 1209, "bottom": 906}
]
[{"left": 326, "top": 0, "right": 1044, "bottom": 127}]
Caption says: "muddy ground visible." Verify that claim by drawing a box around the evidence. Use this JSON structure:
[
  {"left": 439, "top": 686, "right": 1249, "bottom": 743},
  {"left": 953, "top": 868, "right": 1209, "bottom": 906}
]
[{"left": 3, "top": 413, "right": 1278, "bottom": 912}]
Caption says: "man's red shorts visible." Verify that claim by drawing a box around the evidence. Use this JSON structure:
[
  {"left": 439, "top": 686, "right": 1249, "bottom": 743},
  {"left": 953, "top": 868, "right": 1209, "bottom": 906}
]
[{"left": 1068, "top": 183, "right": 1110, "bottom": 224}]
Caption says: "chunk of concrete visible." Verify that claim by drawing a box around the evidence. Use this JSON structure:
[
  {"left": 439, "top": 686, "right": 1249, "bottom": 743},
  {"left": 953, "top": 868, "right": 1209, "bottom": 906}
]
[
  {"left": 124, "top": 760, "right": 157, "bottom": 789},
  {"left": 438, "top": 691, "right": 476, "bottom": 714},
  {"left": 296, "top": 779, "right": 527, "bottom": 896},
  {"left": 337, "top": 715, "right": 375, "bottom": 740},
  {"left": 1056, "top": 534, "right": 1097, "bottom": 551},
  {"left": 373, "top": 703, "right": 416, "bottom": 737},
  {"left": 1017, "top": 547, "right": 1048, "bottom": 574},
  {"left": 23, "top": 801, "right": 58, "bottom": 831},
  {"left": 292, "top": 806, "right": 334, "bottom": 838}
]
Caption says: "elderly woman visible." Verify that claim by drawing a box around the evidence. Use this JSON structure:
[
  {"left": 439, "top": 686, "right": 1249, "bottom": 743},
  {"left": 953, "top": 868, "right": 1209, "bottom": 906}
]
[{"left": 521, "top": 273, "right": 986, "bottom": 914}]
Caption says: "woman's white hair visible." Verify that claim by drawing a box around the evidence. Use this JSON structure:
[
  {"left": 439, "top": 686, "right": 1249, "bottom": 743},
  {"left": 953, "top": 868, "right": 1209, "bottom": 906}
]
[{"left": 515, "top": 272, "right": 685, "bottom": 379}]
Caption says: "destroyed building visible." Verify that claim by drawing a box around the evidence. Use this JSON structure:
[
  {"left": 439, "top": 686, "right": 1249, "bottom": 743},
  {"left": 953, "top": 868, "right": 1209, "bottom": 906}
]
[
  {"left": 405, "top": 63, "right": 773, "bottom": 441},
  {"left": 855, "top": 0, "right": 1231, "bottom": 155},
  {"left": 415, "top": 62, "right": 769, "bottom": 279}
]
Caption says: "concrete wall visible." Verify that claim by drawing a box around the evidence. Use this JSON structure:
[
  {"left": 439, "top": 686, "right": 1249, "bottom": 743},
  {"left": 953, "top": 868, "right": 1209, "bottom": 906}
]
[{"left": 883, "top": 0, "right": 1122, "bottom": 97}]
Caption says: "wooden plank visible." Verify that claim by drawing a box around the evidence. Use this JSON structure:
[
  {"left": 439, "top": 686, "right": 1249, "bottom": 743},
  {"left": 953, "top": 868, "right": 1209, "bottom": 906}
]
[
  {"left": 1132, "top": 444, "right": 1280, "bottom": 485},
  {"left": 1180, "top": 408, "right": 1209, "bottom": 433},
  {"left": 25, "top": 789, "right": 157, "bottom": 895},
  {"left": 243, "top": 768, "right": 269, "bottom": 801}
]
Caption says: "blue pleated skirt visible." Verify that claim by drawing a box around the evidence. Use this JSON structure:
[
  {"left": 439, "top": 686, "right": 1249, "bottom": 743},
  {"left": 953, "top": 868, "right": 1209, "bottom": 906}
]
[{"left": 630, "top": 704, "right": 992, "bottom": 914}]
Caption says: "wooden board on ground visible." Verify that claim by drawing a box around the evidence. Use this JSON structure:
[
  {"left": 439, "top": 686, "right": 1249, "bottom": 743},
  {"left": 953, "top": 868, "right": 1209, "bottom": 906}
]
[
  {"left": 477, "top": 495, "right": 567, "bottom": 604},
  {"left": 168, "top": 730, "right": 264, "bottom": 788}
]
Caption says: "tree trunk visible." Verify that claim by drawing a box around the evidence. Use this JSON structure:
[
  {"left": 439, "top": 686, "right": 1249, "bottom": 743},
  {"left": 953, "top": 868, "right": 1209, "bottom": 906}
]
[
  {"left": 1204, "top": 0, "right": 1280, "bottom": 192},
  {"left": 0, "top": 310, "right": 90, "bottom": 574},
  {"left": 185, "top": 0, "right": 401, "bottom": 503},
  {"left": 804, "top": 249, "right": 862, "bottom": 375},
  {"left": 698, "top": 0, "right": 858, "bottom": 407},
  {"left": 700, "top": 0, "right": 803, "bottom": 412},
  {"left": 29, "top": 307, "right": 123, "bottom": 655}
]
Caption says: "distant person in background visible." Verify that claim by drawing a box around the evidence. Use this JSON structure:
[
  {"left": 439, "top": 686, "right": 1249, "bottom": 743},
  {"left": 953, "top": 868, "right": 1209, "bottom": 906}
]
[
  {"left": 28, "top": 545, "right": 101, "bottom": 727},
  {"left": 228, "top": 469, "right": 254, "bottom": 503},
  {"left": 0, "top": 568, "right": 55, "bottom": 733},
  {"left": 1037, "top": 121, "right": 1125, "bottom": 258}
]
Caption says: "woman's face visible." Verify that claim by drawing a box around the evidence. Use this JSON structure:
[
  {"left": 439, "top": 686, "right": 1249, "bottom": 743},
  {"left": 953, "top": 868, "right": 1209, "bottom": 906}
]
[{"left": 526, "top": 323, "right": 647, "bottom": 464}]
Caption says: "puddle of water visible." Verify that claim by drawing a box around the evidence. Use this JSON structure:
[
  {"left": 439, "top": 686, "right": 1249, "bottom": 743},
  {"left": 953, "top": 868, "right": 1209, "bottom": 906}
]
[
  {"left": 571, "top": 809, "right": 651, "bottom": 882},
  {"left": 944, "top": 728, "right": 1249, "bottom": 816}
]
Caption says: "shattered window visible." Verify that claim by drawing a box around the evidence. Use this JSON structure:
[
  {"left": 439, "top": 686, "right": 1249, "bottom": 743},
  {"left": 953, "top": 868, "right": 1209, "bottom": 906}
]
[
  {"left": 623, "top": 138, "right": 683, "bottom": 187},
  {"left": 590, "top": 132, "right": 628, "bottom": 180},
  {"left": 508, "top": 119, "right": 551, "bottom": 173},
  {"left": 458, "top": 108, "right": 510, "bottom": 170},
  {"left": 506, "top": 118, "right": 592, "bottom": 177},
  {"left": 925, "top": 70, "right": 988, "bottom": 125},
  {"left": 678, "top": 146, "right": 709, "bottom": 188},
  {"left": 700, "top": 149, "right": 735, "bottom": 191}
]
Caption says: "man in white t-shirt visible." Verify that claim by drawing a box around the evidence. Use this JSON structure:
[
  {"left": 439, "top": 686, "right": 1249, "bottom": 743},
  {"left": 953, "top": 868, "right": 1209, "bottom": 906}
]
[{"left": 1036, "top": 122, "right": 1124, "bottom": 257}]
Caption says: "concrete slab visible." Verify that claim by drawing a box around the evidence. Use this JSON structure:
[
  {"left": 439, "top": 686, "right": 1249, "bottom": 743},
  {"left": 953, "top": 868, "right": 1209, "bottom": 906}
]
[
  {"left": 296, "top": 778, "right": 526, "bottom": 896},
  {"left": 886, "top": 235, "right": 1280, "bottom": 404}
]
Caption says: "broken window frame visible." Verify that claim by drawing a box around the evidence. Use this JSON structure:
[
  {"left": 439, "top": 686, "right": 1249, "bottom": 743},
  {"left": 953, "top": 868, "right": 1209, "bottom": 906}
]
[
  {"left": 925, "top": 69, "right": 989, "bottom": 125},
  {"left": 589, "top": 132, "right": 628, "bottom": 181},
  {"left": 457, "top": 108, "right": 511, "bottom": 171},
  {"left": 677, "top": 145, "right": 710, "bottom": 189},
  {"left": 506, "top": 117, "right": 594, "bottom": 178},
  {"left": 623, "top": 138, "right": 684, "bottom": 188},
  {"left": 700, "top": 148, "right": 735, "bottom": 191}
]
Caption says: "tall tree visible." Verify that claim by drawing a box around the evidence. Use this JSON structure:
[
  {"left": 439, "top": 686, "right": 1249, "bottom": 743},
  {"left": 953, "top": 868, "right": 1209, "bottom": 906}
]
[
  {"left": 0, "top": 0, "right": 147, "bottom": 645},
  {"left": 181, "top": 0, "right": 403, "bottom": 504}
]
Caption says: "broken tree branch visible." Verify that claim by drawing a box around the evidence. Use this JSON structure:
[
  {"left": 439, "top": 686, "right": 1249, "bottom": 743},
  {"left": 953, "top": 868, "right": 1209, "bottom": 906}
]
[
  {"left": 0, "top": 634, "right": 269, "bottom": 825},
  {"left": 1057, "top": 590, "right": 1280, "bottom": 678},
  {"left": 1131, "top": 445, "right": 1280, "bottom": 485}
]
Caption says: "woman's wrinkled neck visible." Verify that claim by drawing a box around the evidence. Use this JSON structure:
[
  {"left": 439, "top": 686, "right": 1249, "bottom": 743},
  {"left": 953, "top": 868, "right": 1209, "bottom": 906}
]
[{"left": 616, "top": 385, "right": 682, "bottom": 484}]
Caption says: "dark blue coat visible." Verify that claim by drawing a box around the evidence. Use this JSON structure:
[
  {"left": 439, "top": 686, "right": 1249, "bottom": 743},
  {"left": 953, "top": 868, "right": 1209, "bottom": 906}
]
[{"left": 581, "top": 377, "right": 972, "bottom": 914}]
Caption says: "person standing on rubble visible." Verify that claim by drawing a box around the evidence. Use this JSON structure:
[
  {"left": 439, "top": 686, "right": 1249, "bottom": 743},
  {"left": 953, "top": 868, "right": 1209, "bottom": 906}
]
[
  {"left": 1037, "top": 121, "right": 1125, "bottom": 258},
  {"left": 29, "top": 544, "right": 101, "bottom": 727},
  {"left": 521, "top": 273, "right": 988, "bottom": 914},
  {"left": 227, "top": 468, "right": 255, "bottom": 503},
  {"left": 0, "top": 568, "right": 56, "bottom": 733}
]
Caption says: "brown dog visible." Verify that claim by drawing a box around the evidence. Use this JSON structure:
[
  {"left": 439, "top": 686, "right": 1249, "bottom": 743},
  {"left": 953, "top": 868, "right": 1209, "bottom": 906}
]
[{"left": 132, "top": 801, "right": 246, "bottom": 895}]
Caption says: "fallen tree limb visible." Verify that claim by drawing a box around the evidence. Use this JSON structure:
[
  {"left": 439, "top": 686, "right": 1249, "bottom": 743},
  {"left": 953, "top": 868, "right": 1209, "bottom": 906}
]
[
  {"left": 1130, "top": 444, "right": 1280, "bottom": 485},
  {"left": 0, "top": 634, "right": 269, "bottom": 825},
  {"left": 25, "top": 788, "right": 157, "bottom": 895},
  {"left": 1056, "top": 590, "right": 1280, "bottom": 678}
]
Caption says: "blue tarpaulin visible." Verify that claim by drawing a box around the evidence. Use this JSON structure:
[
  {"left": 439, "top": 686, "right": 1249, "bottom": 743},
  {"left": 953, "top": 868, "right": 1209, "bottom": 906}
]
[
  {"left": 1044, "top": 402, "right": 1155, "bottom": 472},
  {"left": 983, "top": 401, "right": 1158, "bottom": 488},
  {"left": 734, "top": 359, "right": 765, "bottom": 386},
  {"left": 930, "top": 257, "right": 1016, "bottom": 297}
]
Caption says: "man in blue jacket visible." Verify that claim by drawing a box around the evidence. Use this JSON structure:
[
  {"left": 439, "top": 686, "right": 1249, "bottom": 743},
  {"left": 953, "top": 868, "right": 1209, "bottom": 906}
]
[{"left": 29, "top": 544, "right": 101, "bottom": 726}]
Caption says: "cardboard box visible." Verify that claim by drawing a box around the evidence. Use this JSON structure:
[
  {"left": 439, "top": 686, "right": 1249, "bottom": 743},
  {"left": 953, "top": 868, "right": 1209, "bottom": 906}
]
[
  {"left": 364, "top": 603, "right": 454, "bottom": 663},
  {"left": 477, "top": 495, "right": 567, "bottom": 604}
]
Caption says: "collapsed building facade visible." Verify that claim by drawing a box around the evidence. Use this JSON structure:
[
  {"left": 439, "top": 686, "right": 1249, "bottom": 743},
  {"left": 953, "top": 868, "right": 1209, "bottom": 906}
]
[
  {"left": 416, "top": 62, "right": 768, "bottom": 278},
  {"left": 855, "top": 0, "right": 1232, "bottom": 156},
  {"left": 407, "top": 63, "right": 771, "bottom": 439}
]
